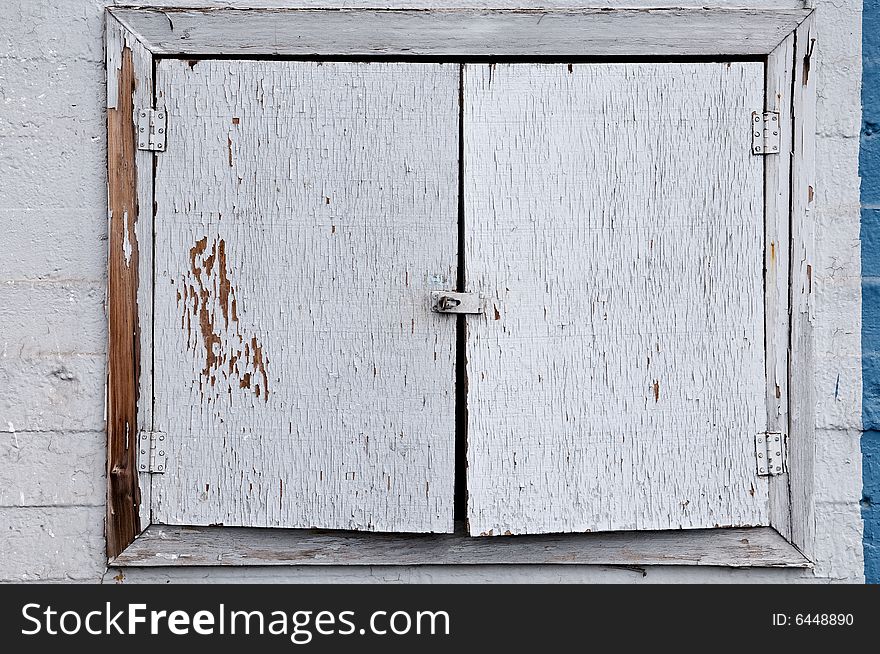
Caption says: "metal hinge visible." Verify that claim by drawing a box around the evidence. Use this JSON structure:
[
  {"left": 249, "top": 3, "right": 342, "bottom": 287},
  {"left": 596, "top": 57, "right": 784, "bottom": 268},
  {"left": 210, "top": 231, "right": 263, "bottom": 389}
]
[
  {"left": 138, "top": 431, "right": 168, "bottom": 474},
  {"left": 136, "top": 108, "right": 167, "bottom": 152},
  {"left": 755, "top": 432, "right": 787, "bottom": 477},
  {"left": 430, "top": 291, "right": 484, "bottom": 315},
  {"left": 751, "top": 111, "right": 780, "bottom": 155}
]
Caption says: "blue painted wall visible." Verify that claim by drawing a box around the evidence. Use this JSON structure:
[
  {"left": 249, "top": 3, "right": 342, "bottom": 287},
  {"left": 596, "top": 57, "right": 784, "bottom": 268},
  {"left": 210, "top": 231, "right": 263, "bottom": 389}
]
[{"left": 863, "top": 0, "right": 880, "bottom": 585}]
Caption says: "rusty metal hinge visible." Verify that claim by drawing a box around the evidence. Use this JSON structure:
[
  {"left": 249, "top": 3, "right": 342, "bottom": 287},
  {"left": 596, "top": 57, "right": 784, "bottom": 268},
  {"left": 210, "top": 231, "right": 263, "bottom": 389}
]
[
  {"left": 755, "top": 431, "right": 787, "bottom": 477},
  {"left": 138, "top": 431, "right": 168, "bottom": 474},
  {"left": 136, "top": 108, "right": 167, "bottom": 152},
  {"left": 751, "top": 111, "right": 780, "bottom": 155}
]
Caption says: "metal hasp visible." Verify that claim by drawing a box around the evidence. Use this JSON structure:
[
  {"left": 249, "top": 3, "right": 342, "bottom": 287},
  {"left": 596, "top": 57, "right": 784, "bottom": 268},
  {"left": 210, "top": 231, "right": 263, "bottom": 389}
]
[
  {"left": 138, "top": 431, "right": 168, "bottom": 474},
  {"left": 137, "top": 108, "right": 167, "bottom": 152},
  {"left": 755, "top": 432, "right": 787, "bottom": 477},
  {"left": 430, "top": 291, "right": 484, "bottom": 315},
  {"left": 751, "top": 111, "right": 781, "bottom": 155}
]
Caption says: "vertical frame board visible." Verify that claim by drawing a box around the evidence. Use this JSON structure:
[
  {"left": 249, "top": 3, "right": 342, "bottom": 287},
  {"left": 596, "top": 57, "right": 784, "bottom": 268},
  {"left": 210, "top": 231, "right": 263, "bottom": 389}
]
[
  {"left": 765, "top": 32, "right": 795, "bottom": 541},
  {"left": 105, "top": 15, "right": 154, "bottom": 558},
  {"left": 788, "top": 13, "right": 818, "bottom": 557}
]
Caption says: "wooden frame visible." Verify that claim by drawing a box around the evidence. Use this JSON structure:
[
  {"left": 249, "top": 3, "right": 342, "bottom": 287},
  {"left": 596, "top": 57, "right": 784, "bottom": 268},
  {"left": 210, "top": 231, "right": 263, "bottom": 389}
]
[{"left": 106, "top": 6, "right": 816, "bottom": 567}]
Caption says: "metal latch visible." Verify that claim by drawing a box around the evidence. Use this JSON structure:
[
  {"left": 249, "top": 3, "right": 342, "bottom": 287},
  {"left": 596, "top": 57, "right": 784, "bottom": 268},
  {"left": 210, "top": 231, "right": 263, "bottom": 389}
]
[
  {"left": 755, "top": 432, "right": 786, "bottom": 477},
  {"left": 751, "top": 111, "right": 780, "bottom": 155},
  {"left": 137, "top": 108, "right": 167, "bottom": 152},
  {"left": 430, "top": 291, "right": 484, "bottom": 315},
  {"left": 138, "top": 431, "right": 168, "bottom": 474}
]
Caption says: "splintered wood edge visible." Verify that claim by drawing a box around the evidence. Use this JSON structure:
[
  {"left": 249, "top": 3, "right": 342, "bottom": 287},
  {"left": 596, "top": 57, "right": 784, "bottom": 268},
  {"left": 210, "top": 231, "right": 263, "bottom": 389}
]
[
  {"left": 106, "top": 14, "right": 154, "bottom": 559},
  {"left": 788, "top": 12, "right": 817, "bottom": 559},
  {"left": 764, "top": 31, "right": 795, "bottom": 543},
  {"left": 112, "top": 526, "right": 811, "bottom": 568},
  {"left": 109, "top": 7, "right": 811, "bottom": 57}
]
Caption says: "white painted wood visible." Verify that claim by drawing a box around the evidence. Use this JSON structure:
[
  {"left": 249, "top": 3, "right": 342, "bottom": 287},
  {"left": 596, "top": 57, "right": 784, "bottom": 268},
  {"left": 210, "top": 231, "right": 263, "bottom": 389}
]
[
  {"left": 108, "top": 7, "right": 810, "bottom": 57},
  {"left": 464, "top": 63, "right": 769, "bottom": 536},
  {"left": 151, "top": 60, "right": 459, "bottom": 533},
  {"left": 764, "top": 33, "right": 795, "bottom": 541},
  {"left": 789, "top": 14, "right": 817, "bottom": 558},
  {"left": 112, "top": 524, "right": 811, "bottom": 568},
  {"left": 116, "top": 1, "right": 808, "bottom": 9},
  {"left": 106, "top": 14, "right": 155, "bottom": 534}
]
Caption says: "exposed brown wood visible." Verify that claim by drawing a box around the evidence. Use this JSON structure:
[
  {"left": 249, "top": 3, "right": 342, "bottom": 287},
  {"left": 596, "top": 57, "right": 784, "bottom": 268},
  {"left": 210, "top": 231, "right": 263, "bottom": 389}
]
[
  {"left": 106, "top": 44, "right": 142, "bottom": 559},
  {"left": 113, "top": 525, "right": 811, "bottom": 568}
]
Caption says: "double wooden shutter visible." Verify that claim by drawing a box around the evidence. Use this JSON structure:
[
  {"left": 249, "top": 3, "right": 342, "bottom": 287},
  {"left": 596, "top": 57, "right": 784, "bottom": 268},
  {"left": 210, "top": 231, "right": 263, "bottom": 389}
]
[{"left": 150, "top": 60, "right": 771, "bottom": 536}]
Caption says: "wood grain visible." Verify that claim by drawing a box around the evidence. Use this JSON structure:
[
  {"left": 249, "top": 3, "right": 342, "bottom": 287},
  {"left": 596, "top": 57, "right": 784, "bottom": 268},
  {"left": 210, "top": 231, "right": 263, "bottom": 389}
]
[
  {"left": 151, "top": 60, "right": 459, "bottom": 533},
  {"left": 764, "top": 33, "right": 795, "bottom": 541},
  {"left": 788, "top": 14, "right": 817, "bottom": 558},
  {"left": 464, "top": 63, "right": 769, "bottom": 536},
  {"left": 109, "top": 7, "right": 810, "bottom": 57},
  {"left": 106, "top": 15, "right": 151, "bottom": 558},
  {"left": 112, "top": 9, "right": 809, "bottom": 57},
  {"left": 112, "top": 524, "right": 810, "bottom": 568}
]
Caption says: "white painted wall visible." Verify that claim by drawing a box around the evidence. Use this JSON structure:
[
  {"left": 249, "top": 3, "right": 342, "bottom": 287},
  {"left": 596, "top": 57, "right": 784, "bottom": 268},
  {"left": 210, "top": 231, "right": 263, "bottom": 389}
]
[{"left": 0, "top": 0, "right": 864, "bottom": 583}]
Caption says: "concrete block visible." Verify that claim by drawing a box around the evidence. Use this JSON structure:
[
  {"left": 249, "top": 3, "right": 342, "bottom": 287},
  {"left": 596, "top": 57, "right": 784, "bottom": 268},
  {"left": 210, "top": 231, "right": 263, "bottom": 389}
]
[
  {"left": 811, "top": 501, "right": 865, "bottom": 580},
  {"left": 813, "top": 428, "right": 863, "bottom": 502},
  {"left": 814, "top": 352, "right": 861, "bottom": 430},
  {"left": 0, "top": 129, "right": 107, "bottom": 211},
  {"left": 0, "top": 354, "right": 105, "bottom": 432},
  {"left": 863, "top": 429, "right": 880, "bottom": 583},
  {"left": 814, "top": 4, "right": 863, "bottom": 139},
  {"left": 0, "top": 58, "right": 105, "bottom": 138},
  {"left": 0, "top": 430, "right": 104, "bottom": 507},
  {"left": 815, "top": 135, "right": 862, "bottom": 214},
  {"left": 0, "top": 0, "right": 105, "bottom": 63},
  {"left": 861, "top": 209, "right": 880, "bottom": 277},
  {"left": 0, "top": 505, "right": 106, "bottom": 582},
  {"left": 0, "top": 281, "right": 106, "bottom": 354},
  {"left": 0, "top": 210, "right": 107, "bottom": 281}
]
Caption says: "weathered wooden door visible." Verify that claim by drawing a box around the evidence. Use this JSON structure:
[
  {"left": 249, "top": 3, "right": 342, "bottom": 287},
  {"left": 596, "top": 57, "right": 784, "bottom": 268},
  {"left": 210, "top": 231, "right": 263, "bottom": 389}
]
[
  {"left": 464, "top": 63, "right": 771, "bottom": 535},
  {"left": 151, "top": 60, "right": 459, "bottom": 532},
  {"left": 149, "top": 59, "right": 778, "bottom": 538}
]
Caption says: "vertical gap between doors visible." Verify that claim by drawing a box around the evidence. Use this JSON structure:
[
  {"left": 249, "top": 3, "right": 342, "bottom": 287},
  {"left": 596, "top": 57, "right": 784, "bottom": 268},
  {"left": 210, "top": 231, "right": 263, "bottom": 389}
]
[{"left": 454, "top": 63, "right": 468, "bottom": 528}]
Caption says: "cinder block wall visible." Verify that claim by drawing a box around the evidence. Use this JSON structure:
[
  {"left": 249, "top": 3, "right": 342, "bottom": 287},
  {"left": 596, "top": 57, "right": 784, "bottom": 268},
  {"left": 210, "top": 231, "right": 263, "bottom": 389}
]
[
  {"left": 0, "top": 0, "right": 866, "bottom": 583},
  {"left": 1, "top": 0, "right": 111, "bottom": 582},
  {"left": 862, "top": 0, "right": 880, "bottom": 584}
]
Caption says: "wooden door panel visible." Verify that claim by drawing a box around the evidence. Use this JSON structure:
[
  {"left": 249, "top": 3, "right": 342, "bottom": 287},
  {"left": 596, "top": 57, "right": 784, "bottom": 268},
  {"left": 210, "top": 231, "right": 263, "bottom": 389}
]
[
  {"left": 152, "top": 60, "right": 459, "bottom": 532},
  {"left": 464, "top": 62, "right": 769, "bottom": 535}
]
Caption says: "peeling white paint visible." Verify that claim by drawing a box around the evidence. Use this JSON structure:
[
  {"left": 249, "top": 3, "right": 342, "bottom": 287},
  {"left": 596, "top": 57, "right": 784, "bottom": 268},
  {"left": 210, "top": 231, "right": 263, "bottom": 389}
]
[
  {"left": 105, "top": 20, "right": 123, "bottom": 111},
  {"left": 122, "top": 210, "right": 132, "bottom": 266},
  {"left": 465, "top": 62, "right": 769, "bottom": 536},
  {"left": 151, "top": 59, "right": 459, "bottom": 533}
]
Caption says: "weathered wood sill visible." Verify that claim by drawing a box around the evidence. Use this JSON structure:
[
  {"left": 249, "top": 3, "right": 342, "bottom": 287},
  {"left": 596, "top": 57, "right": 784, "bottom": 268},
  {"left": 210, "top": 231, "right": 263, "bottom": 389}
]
[{"left": 113, "top": 524, "right": 811, "bottom": 568}]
